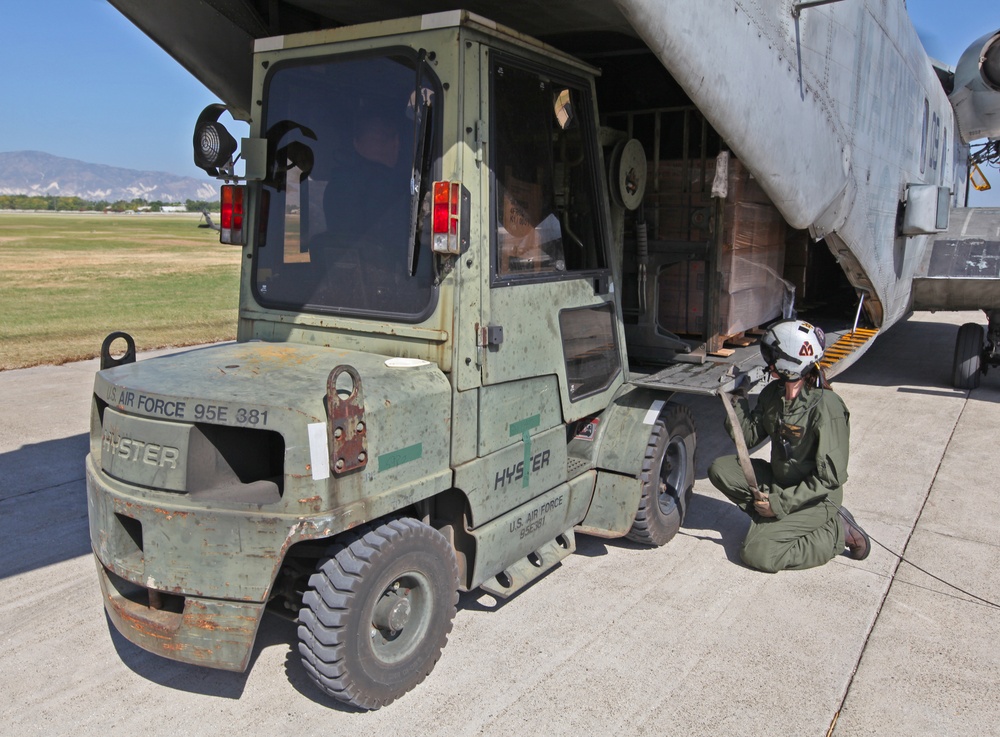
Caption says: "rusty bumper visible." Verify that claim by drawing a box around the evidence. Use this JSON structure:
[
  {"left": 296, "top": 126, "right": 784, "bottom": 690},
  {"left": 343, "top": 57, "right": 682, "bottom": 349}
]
[
  {"left": 95, "top": 557, "right": 265, "bottom": 672},
  {"left": 86, "top": 455, "right": 297, "bottom": 671}
]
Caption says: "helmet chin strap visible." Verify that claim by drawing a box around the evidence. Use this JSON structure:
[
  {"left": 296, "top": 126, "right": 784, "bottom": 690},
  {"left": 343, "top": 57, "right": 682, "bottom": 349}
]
[
  {"left": 769, "top": 367, "right": 809, "bottom": 397},
  {"left": 768, "top": 365, "right": 795, "bottom": 383}
]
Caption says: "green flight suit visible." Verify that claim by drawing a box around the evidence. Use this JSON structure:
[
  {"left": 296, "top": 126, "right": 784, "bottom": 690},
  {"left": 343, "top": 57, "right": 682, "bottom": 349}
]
[{"left": 708, "top": 380, "right": 850, "bottom": 572}]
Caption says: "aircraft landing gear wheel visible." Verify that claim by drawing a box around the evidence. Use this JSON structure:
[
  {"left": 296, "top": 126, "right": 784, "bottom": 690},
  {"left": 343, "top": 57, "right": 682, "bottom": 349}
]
[
  {"left": 952, "top": 322, "right": 985, "bottom": 390},
  {"left": 298, "top": 517, "right": 459, "bottom": 710},
  {"left": 626, "top": 404, "right": 696, "bottom": 546}
]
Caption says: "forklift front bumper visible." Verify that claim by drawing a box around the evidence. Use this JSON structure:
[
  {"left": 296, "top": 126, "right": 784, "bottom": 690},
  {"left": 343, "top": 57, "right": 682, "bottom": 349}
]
[
  {"left": 95, "top": 558, "right": 265, "bottom": 672},
  {"left": 86, "top": 455, "right": 293, "bottom": 672}
]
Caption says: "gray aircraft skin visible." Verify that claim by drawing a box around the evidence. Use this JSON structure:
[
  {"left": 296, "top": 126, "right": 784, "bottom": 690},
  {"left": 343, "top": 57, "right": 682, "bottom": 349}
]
[{"left": 108, "top": 0, "right": 1000, "bottom": 372}]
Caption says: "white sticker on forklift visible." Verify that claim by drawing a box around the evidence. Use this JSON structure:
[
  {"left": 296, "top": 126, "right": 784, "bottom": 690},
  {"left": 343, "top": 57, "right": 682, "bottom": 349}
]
[
  {"left": 308, "top": 423, "right": 330, "bottom": 480},
  {"left": 643, "top": 400, "right": 665, "bottom": 425}
]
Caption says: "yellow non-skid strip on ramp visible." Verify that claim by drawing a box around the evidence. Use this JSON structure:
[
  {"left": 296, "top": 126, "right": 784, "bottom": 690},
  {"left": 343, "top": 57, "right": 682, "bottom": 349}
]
[{"left": 819, "top": 328, "right": 878, "bottom": 370}]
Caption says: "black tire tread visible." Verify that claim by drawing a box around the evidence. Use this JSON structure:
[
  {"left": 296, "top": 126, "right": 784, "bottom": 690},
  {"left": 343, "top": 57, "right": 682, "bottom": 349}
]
[
  {"left": 626, "top": 403, "right": 696, "bottom": 546},
  {"left": 297, "top": 517, "right": 459, "bottom": 710},
  {"left": 953, "top": 322, "right": 984, "bottom": 390}
]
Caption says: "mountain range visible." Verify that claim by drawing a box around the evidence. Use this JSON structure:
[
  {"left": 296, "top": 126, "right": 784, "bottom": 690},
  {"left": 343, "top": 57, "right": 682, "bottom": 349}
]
[{"left": 0, "top": 151, "right": 219, "bottom": 202}]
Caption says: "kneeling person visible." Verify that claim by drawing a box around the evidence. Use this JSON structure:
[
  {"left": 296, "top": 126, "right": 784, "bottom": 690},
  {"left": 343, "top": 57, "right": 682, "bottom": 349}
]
[{"left": 709, "top": 320, "right": 870, "bottom": 572}]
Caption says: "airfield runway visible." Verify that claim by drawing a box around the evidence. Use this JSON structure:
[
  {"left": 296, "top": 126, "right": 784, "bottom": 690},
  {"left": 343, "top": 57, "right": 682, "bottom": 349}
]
[{"left": 1, "top": 310, "right": 997, "bottom": 736}]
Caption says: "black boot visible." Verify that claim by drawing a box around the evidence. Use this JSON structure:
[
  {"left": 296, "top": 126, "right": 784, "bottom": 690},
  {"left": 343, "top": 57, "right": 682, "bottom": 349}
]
[{"left": 839, "top": 508, "right": 870, "bottom": 560}]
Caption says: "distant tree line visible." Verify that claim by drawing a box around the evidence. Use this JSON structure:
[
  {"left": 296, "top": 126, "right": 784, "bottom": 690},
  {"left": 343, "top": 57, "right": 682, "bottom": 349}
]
[{"left": 0, "top": 195, "right": 220, "bottom": 212}]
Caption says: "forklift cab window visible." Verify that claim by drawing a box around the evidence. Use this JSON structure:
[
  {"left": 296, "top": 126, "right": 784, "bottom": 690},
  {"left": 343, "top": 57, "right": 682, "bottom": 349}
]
[
  {"left": 490, "top": 58, "right": 607, "bottom": 283},
  {"left": 252, "top": 50, "right": 439, "bottom": 320}
]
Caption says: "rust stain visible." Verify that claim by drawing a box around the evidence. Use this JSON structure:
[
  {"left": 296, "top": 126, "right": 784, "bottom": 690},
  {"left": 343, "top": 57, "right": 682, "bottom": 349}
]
[
  {"left": 186, "top": 616, "right": 220, "bottom": 631},
  {"left": 238, "top": 344, "right": 322, "bottom": 369},
  {"left": 113, "top": 607, "right": 174, "bottom": 639},
  {"left": 152, "top": 507, "right": 190, "bottom": 520},
  {"left": 183, "top": 616, "right": 256, "bottom": 635}
]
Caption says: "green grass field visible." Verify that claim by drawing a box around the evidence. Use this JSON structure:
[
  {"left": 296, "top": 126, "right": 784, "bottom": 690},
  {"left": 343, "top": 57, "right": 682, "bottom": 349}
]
[{"left": 0, "top": 212, "right": 241, "bottom": 370}]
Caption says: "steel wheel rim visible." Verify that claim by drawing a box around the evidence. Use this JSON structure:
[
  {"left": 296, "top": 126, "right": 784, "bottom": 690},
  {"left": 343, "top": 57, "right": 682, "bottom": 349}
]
[
  {"left": 367, "top": 570, "right": 433, "bottom": 665},
  {"left": 657, "top": 433, "right": 688, "bottom": 515}
]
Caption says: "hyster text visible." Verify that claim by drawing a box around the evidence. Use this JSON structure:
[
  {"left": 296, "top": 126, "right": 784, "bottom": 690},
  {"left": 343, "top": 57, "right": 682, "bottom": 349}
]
[
  {"left": 494, "top": 449, "right": 551, "bottom": 490},
  {"left": 102, "top": 431, "right": 180, "bottom": 469}
]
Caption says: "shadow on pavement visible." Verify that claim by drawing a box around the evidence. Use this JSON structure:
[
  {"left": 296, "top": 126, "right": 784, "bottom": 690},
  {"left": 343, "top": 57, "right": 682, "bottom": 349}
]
[
  {"left": 0, "top": 433, "right": 91, "bottom": 580},
  {"left": 837, "top": 316, "right": 972, "bottom": 389},
  {"left": 679, "top": 492, "right": 748, "bottom": 565},
  {"left": 106, "top": 606, "right": 305, "bottom": 702}
]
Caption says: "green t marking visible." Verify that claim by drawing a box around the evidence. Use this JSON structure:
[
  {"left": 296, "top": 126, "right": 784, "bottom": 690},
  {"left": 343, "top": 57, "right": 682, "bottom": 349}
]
[{"left": 510, "top": 414, "right": 541, "bottom": 488}]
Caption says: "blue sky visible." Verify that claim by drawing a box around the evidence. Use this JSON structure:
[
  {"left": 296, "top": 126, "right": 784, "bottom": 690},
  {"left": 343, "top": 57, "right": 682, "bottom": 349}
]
[
  {"left": 0, "top": 0, "right": 997, "bottom": 203},
  {"left": 0, "top": 0, "right": 217, "bottom": 177}
]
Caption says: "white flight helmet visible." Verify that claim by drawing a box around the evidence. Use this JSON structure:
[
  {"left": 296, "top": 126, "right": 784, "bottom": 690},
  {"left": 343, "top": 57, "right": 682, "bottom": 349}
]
[{"left": 760, "top": 319, "right": 826, "bottom": 380}]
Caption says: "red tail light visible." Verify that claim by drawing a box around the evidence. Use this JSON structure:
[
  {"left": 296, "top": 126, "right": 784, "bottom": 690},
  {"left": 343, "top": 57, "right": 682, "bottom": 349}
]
[
  {"left": 220, "top": 184, "right": 245, "bottom": 245},
  {"left": 432, "top": 181, "right": 464, "bottom": 254}
]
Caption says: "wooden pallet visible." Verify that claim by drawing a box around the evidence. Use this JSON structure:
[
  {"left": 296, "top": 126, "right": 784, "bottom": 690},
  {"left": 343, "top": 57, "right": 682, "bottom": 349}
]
[
  {"left": 708, "top": 328, "right": 763, "bottom": 356},
  {"left": 724, "top": 333, "right": 757, "bottom": 348}
]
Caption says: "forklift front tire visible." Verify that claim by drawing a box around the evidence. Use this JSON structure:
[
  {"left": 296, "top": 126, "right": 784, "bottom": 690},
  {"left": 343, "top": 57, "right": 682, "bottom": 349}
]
[
  {"left": 626, "top": 404, "right": 696, "bottom": 546},
  {"left": 298, "top": 517, "right": 460, "bottom": 710}
]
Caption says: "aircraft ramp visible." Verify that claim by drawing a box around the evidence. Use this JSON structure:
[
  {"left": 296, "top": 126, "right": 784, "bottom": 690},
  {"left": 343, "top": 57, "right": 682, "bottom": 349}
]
[{"left": 912, "top": 207, "right": 1000, "bottom": 311}]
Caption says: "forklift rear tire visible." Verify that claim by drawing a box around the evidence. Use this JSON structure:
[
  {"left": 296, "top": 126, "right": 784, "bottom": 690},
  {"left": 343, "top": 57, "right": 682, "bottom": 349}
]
[
  {"left": 626, "top": 404, "right": 696, "bottom": 546},
  {"left": 952, "top": 322, "right": 984, "bottom": 390},
  {"left": 298, "top": 517, "right": 459, "bottom": 710}
]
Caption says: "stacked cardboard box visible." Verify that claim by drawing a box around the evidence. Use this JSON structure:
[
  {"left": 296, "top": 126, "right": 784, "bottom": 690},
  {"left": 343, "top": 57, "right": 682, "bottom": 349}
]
[
  {"left": 647, "top": 157, "right": 789, "bottom": 338},
  {"left": 646, "top": 157, "right": 772, "bottom": 237},
  {"left": 783, "top": 231, "right": 810, "bottom": 301},
  {"left": 656, "top": 259, "right": 705, "bottom": 335},
  {"left": 718, "top": 201, "right": 787, "bottom": 336}
]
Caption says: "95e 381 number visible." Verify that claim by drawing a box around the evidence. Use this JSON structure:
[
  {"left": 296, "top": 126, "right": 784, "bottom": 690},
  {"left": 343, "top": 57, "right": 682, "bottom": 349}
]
[{"left": 193, "top": 403, "right": 269, "bottom": 426}]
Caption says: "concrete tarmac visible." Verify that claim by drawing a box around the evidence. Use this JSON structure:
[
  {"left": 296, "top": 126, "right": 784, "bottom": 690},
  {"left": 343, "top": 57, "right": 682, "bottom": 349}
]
[{"left": 1, "top": 311, "right": 997, "bottom": 736}]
